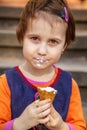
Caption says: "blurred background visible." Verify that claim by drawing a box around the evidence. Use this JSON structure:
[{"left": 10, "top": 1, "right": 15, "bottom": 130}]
[
  {"left": 0, "top": 0, "right": 87, "bottom": 123},
  {"left": 0, "top": 0, "right": 87, "bottom": 8}
]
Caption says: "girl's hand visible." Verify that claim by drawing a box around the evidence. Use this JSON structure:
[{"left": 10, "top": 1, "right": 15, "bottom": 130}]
[
  {"left": 13, "top": 99, "right": 51, "bottom": 130},
  {"left": 45, "top": 105, "right": 69, "bottom": 130}
]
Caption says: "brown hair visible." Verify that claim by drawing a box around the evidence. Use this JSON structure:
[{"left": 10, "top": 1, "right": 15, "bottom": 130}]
[{"left": 16, "top": 0, "right": 75, "bottom": 48}]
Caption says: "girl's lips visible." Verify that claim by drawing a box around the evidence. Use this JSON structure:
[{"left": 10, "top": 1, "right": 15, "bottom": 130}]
[{"left": 35, "top": 58, "right": 48, "bottom": 64}]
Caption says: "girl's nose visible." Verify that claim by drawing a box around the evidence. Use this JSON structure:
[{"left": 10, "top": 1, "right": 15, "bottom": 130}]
[{"left": 38, "top": 43, "right": 47, "bottom": 55}]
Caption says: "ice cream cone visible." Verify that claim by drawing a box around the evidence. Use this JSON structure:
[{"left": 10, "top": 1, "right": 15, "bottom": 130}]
[{"left": 37, "top": 87, "right": 57, "bottom": 102}]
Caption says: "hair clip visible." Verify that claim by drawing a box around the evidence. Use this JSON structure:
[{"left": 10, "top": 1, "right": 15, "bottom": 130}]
[
  {"left": 64, "top": 7, "right": 69, "bottom": 23},
  {"left": 60, "top": 7, "right": 69, "bottom": 23}
]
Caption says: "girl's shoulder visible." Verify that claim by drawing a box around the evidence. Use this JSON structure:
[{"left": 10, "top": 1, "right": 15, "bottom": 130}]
[
  {"left": 0, "top": 73, "right": 11, "bottom": 99},
  {"left": 0, "top": 73, "right": 8, "bottom": 85}
]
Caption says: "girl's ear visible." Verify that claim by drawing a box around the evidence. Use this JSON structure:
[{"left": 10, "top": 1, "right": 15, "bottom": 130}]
[
  {"left": 62, "top": 43, "right": 67, "bottom": 53},
  {"left": 61, "top": 42, "right": 68, "bottom": 54}
]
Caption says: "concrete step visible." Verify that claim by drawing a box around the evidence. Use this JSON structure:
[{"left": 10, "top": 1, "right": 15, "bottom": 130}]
[
  {"left": 0, "top": 18, "right": 87, "bottom": 33},
  {"left": 0, "top": 54, "right": 87, "bottom": 72},
  {"left": 0, "top": 47, "right": 87, "bottom": 85},
  {"left": 0, "top": 47, "right": 87, "bottom": 73},
  {"left": 0, "top": 44, "right": 87, "bottom": 67},
  {"left": 0, "top": 7, "right": 87, "bottom": 31},
  {"left": 0, "top": 6, "right": 87, "bottom": 21},
  {"left": 0, "top": 7, "right": 87, "bottom": 34},
  {"left": 0, "top": 29, "right": 87, "bottom": 49}
]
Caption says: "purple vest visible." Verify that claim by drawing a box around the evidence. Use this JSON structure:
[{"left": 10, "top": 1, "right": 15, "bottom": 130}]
[{"left": 6, "top": 66, "right": 72, "bottom": 130}]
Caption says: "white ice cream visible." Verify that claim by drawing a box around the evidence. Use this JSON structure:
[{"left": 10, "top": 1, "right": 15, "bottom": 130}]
[{"left": 39, "top": 87, "right": 57, "bottom": 94}]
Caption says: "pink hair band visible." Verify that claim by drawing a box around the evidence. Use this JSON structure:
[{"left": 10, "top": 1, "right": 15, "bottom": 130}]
[{"left": 64, "top": 7, "right": 69, "bottom": 23}]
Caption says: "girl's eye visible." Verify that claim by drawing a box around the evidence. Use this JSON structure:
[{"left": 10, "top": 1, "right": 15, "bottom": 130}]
[
  {"left": 30, "top": 36, "right": 40, "bottom": 43},
  {"left": 49, "top": 39, "right": 58, "bottom": 46},
  {"left": 31, "top": 37, "right": 38, "bottom": 41}
]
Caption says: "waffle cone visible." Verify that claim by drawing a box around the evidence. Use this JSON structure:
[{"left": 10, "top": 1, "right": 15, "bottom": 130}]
[{"left": 37, "top": 87, "right": 57, "bottom": 102}]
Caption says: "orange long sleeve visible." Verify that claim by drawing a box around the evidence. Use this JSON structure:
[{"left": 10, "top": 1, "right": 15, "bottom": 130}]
[
  {"left": 66, "top": 79, "right": 86, "bottom": 130},
  {"left": 0, "top": 74, "right": 11, "bottom": 130}
]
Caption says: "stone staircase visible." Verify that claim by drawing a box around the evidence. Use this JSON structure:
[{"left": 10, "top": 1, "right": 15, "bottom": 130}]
[{"left": 0, "top": 6, "right": 87, "bottom": 122}]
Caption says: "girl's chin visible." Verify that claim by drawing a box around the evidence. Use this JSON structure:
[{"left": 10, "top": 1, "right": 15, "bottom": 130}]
[
  {"left": 34, "top": 64, "right": 47, "bottom": 69},
  {"left": 32, "top": 63, "right": 50, "bottom": 70}
]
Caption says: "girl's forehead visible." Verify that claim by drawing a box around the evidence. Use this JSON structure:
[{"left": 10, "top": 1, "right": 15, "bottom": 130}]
[
  {"left": 26, "top": 17, "right": 67, "bottom": 40},
  {"left": 27, "top": 11, "right": 67, "bottom": 32}
]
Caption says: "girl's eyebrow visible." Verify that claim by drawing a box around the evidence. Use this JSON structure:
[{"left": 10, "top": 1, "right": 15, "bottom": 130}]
[
  {"left": 26, "top": 33, "right": 40, "bottom": 37},
  {"left": 49, "top": 37, "right": 62, "bottom": 42}
]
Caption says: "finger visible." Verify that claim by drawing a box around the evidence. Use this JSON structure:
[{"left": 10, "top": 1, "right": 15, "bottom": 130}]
[
  {"left": 34, "top": 99, "right": 51, "bottom": 107},
  {"left": 45, "top": 114, "right": 57, "bottom": 129},
  {"left": 39, "top": 116, "right": 50, "bottom": 124},
  {"left": 39, "top": 103, "right": 51, "bottom": 113},
  {"left": 34, "top": 100, "right": 40, "bottom": 108},
  {"left": 50, "top": 105, "right": 59, "bottom": 117},
  {"left": 39, "top": 99, "right": 51, "bottom": 106},
  {"left": 38, "top": 108, "right": 51, "bottom": 118},
  {"left": 34, "top": 99, "right": 51, "bottom": 113},
  {"left": 37, "top": 99, "right": 51, "bottom": 113}
]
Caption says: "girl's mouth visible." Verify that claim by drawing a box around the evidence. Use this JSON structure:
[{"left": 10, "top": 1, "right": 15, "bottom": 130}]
[{"left": 35, "top": 58, "right": 48, "bottom": 64}]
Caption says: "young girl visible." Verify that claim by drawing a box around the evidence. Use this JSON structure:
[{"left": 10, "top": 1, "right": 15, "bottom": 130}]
[{"left": 0, "top": 0, "right": 86, "bottom": 130}]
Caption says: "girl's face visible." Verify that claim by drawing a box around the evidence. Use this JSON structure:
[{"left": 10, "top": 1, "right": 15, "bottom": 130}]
[{"left": 22, "top": 15, "right": 67, "bottom": 71}]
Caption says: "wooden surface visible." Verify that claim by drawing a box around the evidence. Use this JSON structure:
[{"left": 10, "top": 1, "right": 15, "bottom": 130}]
[
  {"left": 67, "top": 0, "right": 87, "bottom": 9},
  {"left": 0, "top": 0, "right": 87, "bottom": 9},
  {"left": 0, "top": 0, "right": 28, "bottom": 7}
]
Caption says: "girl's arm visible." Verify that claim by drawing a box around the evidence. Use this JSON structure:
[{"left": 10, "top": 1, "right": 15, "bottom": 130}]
[
  {"left": 66, "top": 79, "right": 86, "bottom": 130},
  {"left": 0, "top": 74, "right": 12, "bottom": 130},
  {"left": 44, "top": 79, "right": 86, "bottom": 130}
]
